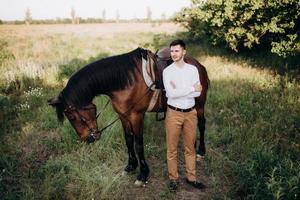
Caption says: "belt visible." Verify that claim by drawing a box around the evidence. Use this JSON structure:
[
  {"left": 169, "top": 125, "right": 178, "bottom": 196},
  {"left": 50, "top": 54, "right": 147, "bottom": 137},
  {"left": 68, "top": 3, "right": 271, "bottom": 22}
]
[{"left": 168, "top": 105, "right": 195, "bottom": 112}]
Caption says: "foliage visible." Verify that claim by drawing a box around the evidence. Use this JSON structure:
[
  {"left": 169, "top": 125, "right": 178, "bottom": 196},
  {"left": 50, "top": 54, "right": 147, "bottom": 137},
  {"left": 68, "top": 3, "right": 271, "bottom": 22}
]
[
  {"left": 57, "top": 58, "right": 86, "bottom": 81},
  {"left": 0, "top": 24, "right": 299, "bottom": 199},
  {"left": 175, "top": 0, "right": 300, "bottom": 58},
  {"left": 0, "top": 18, "right": 171, "bottom": 25},
  {"left": 24, "top": 8, "right": 32, "bottom": 25},
  {"left": 0, "top": 94, "right": 17, "bottom": 137},
  {"left": 0, "top": 27, "right": 174, "bottom": 199},
  {"left": 204, "top": 70, "right": 300, "bottom": 199},
  {"left": 0, "top": 39, "right": 15, "bottom": 65},
  {"left": 234, "top": 150, "right": 300, "bottom": 199},
  {"left": 57, "top": 52, "right": 110, "bottom": 82}
]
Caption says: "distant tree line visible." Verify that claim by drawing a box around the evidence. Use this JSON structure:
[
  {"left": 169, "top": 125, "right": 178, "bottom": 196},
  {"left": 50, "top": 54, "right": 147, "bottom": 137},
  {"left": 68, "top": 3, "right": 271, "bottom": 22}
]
[
  {"left": 0, "top": 7, "right": 170, "bottom": 25},
  {"left": 175, "top": 0, "right": 300, "bottom": 58},
  {"left": 0, "top": 18, "right": 170, "bottom": 25}
]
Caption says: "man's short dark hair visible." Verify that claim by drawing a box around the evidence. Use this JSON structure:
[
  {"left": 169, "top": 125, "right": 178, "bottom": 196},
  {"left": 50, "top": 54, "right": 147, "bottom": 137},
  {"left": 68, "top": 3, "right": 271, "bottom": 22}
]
[{"left": 169, "top": 39, "right": 186, "bottom": 49}]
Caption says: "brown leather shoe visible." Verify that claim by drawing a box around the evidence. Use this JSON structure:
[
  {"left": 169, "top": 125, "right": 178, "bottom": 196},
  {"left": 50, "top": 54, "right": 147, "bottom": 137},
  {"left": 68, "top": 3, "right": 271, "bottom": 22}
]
[{"left": 186, "top": 179, "right": 205, "bottom": 189}]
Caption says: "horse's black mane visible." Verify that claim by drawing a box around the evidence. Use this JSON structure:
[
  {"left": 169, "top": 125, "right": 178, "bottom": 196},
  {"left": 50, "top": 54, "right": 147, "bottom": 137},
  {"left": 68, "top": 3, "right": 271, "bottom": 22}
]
[{"left": 60, "top": 47, "right": 148, "bottom": 106}]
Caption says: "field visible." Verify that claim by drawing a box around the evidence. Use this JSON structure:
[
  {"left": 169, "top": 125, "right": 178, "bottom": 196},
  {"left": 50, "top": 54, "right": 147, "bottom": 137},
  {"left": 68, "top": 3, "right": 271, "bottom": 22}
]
[{"left": 0, "top": 23, "right": 299, "bottom": 199}]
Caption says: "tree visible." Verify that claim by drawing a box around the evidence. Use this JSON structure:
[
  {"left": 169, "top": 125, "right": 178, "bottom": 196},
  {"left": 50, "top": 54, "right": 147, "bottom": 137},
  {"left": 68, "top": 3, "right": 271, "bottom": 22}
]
[
  {"left": 115, "top": 9, "right": 120, "bottom": 22},
  {"left": 25, "top": 8, "right": 32, "bottom": 25},
  {"left": 102, "top": 9, "right": 106, "bottom": 20},
  {"left": 71, "top": 7, "right": 76, "bottom": 24},
  {"left": 161, "top": 12, "right": 166, "bottom": 21},
  {"left": 146, "top": 7, "right": 152, "bottom": 22},
  {"left": 175, "top": 0, "right": 300, "bottom": 58}
]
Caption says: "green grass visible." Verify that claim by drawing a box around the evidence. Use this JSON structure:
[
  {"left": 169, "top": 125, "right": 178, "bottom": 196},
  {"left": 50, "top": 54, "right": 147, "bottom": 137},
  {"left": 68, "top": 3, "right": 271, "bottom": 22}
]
[{"left": 0, "top": 24, "right": 299, "bottom": 199}]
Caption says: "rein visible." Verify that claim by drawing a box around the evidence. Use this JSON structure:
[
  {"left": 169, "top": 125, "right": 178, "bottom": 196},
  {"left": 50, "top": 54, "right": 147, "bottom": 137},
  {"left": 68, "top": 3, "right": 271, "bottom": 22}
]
[
  {"left": 97, "top": 51, "right": 157, "bottom": 135},
  {"left": 65, "top": 82, "right": 155, "bottom": 143},
  {"left": 96, "top": 99, "right": 110, "bottom": 119},
  {"left": 99, "top": 82, "right": 155, "bottom": 133},
  {"left": 65, "top": 51, "right": 157, "bottom": 143},
  {"left": 64, "top": 104, "right": 100, "bottom": 141}
]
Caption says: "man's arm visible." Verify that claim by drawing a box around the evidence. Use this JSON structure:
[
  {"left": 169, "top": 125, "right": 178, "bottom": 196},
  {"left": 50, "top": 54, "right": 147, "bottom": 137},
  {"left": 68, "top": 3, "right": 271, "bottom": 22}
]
[
  {"left": 186, "top": 85, "right": 201, "bottom": 98},
  {"left": 163, "top": 71, "right": 195, "bottom": 98},
  {"left": 186, "top": 67, "right": 201, "bottom": 98}
]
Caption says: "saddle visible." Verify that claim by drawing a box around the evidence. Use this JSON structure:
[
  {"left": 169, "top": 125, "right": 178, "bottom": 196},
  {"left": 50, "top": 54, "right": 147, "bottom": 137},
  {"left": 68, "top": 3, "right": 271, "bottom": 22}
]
[
  {"left": 155, "top": 47, "right": 172, "bottom": 90},
  {"left": 141, "top": 47, "right": 172, "bottom": 120}
]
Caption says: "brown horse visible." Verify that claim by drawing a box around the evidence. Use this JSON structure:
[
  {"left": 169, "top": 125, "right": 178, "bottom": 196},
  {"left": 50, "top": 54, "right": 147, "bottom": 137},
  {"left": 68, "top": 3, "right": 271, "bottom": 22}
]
[{"left": 48, "top": 47, "right": 209, "bottom": 186}]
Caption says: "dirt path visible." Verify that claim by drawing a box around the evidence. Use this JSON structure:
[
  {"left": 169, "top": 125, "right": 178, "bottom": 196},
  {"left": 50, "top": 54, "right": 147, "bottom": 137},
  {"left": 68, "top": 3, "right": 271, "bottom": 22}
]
[{"left": 124, "top": 138, "right": 212, "bottom": 200}]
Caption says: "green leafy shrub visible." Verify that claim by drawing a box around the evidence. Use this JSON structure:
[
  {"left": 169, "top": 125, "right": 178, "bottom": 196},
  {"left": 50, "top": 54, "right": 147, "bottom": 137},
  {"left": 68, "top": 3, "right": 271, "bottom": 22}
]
[
  {"left": 57, "top": 58, "right": 86, "bottom": 81},
  {"left": 175, "top": 0, "right": 300, "bottom": 58}
]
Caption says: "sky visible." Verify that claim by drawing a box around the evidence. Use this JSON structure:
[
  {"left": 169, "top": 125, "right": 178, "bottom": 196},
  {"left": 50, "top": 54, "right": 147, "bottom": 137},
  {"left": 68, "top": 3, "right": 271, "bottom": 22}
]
[{"left": 0, "top": 0, "right": 192, "bottom": 20}]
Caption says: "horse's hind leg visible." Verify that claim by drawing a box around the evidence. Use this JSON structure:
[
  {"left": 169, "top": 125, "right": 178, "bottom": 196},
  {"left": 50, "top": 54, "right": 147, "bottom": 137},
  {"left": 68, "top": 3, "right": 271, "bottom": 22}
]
[
  {"left": 196, "top": 107, "right": 206, "bottom": 157},
  {"left": 197, "top": 116, "right": 206, "bottom": 157},
  {"left": 121, "top": 118, "right": 138, "bottom": 173}
]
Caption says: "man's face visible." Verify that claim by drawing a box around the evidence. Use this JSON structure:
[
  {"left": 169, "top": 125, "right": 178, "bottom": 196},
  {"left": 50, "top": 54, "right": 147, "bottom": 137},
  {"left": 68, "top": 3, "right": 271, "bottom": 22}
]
[{"left": 170, "top": 44, "right": 186, "bottom": 62}]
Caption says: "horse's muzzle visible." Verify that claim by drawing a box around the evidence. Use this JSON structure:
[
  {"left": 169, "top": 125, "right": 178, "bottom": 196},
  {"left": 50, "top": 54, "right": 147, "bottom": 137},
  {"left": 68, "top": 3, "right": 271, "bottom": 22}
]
[{"left": 86, "top": 129, "right": 101, "bottom": 143}]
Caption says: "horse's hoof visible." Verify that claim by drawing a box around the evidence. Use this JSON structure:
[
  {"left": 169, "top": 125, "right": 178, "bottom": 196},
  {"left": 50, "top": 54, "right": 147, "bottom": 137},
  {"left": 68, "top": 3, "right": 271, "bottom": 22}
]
[
  {"left": 196, "top": 154, "right": 205, "bottom": 161},
  {"left": 134, "top": 180, "right": 148, "bottom": 187},
  {"left": 122, "top": 171, "right": 129, "bottom": 176},
  {"left": 124, "top": 164, "right": 137, "bottom": 174}
]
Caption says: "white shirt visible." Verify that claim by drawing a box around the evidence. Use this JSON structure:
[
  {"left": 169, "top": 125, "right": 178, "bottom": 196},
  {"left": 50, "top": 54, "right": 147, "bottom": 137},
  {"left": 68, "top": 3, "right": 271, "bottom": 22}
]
[{"left": 163, "top": 62, "right": 200, "bottom": 109}]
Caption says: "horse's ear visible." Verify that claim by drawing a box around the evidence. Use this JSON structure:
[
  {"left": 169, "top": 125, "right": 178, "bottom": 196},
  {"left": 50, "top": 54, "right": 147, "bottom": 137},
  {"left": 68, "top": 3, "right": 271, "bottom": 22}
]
[{"left": 48, "top": 97, "right": 60, "bottom": 107}]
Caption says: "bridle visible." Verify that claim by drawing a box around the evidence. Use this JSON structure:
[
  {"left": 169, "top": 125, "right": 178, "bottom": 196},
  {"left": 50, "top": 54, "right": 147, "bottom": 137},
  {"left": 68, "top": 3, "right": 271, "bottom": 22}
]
[
  {"left": 64, "top": 103, "right": 102, "bottom": 143},
  {"left": 63, "top": 83, "right": 154, "bottom": 144},
  {"left": 64, "top": 50, "right": 163, "bottom": 144}
]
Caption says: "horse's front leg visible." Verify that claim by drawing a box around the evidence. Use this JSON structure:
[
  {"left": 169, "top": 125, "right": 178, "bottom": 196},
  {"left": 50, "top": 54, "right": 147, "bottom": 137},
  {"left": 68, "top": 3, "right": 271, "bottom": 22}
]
[
  {"left": 134, "top": 132, "right": 149, "bottom": 186},
  {"left": 129, "top": 113, "right": 149, "bottom": 186},
  {"left": 120, "top": 118, "right": 138, "bottom": 173}
]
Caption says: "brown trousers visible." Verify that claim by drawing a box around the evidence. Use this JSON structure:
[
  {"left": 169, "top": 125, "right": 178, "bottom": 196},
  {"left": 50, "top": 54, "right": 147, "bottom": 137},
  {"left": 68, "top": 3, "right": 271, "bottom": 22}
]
[{"left": 165, "top": 107, "right": 197, "bottom": 181}]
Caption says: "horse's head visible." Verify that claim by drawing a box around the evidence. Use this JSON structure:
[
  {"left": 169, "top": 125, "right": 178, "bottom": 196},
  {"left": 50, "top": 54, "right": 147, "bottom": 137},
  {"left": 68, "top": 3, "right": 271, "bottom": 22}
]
[{"left": 48, "top": 97, "right": 100, "bottom": 143}]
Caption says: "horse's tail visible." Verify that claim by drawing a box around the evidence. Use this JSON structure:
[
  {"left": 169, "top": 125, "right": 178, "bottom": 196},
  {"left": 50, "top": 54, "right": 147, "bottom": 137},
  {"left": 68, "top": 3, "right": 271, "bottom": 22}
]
[
  {"left": 48, "top": 93, "right": 65, "bottom": 123},
  {"left": 201, "top": 64, "right": 210, "bottom": 89}
]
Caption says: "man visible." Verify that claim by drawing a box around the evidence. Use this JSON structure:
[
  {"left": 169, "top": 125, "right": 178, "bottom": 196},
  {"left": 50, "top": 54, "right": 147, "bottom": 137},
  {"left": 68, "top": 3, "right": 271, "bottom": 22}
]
[{"left": 163, "top": 39, "right": 205, "bottom": 192}]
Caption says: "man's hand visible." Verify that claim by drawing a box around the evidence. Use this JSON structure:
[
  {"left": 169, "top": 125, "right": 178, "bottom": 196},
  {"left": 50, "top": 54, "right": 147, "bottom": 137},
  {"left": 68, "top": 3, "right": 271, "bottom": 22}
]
[
  {"left": 193, "top": 82, "right": 202, "bottom": 92},
  {"left": 170, "top": 81, "right": 176, "bottom": 89}
]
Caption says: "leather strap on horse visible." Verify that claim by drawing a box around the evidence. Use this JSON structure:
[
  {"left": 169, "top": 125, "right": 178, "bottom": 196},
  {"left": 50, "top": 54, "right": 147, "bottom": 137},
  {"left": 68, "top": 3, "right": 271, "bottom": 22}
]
[
  {"left": 142, "top": 57, "right": 156, "bottom": 90},
  {"left": 99, "top": 83, "right": 156, "bottom": 134},
  {"left": 96, "top": 99, "right": 110, "bottom": 119}
]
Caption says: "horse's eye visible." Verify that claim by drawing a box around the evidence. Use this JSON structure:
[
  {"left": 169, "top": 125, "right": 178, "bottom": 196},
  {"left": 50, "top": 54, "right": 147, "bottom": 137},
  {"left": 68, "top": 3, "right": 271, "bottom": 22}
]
[{"left": 67, "top": 114, "right": 76, "bottom": 121}]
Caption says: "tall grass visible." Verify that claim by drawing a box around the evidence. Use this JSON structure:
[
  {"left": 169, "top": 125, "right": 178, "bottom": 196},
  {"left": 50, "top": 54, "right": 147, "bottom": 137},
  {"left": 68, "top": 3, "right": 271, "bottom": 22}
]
[
  {"left": 0, "top": 24, "right": 299, "bottom": 199},
  {"left": 0, "top": 24, "right": 180, "bottom": 200},
  {"left": 192, "top": 41, "right": 300, "bottom": 199}
]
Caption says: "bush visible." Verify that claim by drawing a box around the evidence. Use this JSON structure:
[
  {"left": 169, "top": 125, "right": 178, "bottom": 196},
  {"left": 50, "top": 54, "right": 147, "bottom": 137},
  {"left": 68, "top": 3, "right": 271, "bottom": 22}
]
[
  {"left": 175, "top": 0, "right": 300, "bottom": 58},
  {"left": 57, "top": 58, "right": 86, "bottom": 81}
]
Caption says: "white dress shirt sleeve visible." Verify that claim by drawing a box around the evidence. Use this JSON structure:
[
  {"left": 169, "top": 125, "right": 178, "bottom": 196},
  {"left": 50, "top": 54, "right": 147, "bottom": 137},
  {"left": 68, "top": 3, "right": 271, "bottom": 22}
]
[
  {"left": 186, "top": 69, "right": 201, "bottom": 98},
  {"left": 163, "top": 69, "right": 195, "bottom": 99}
]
